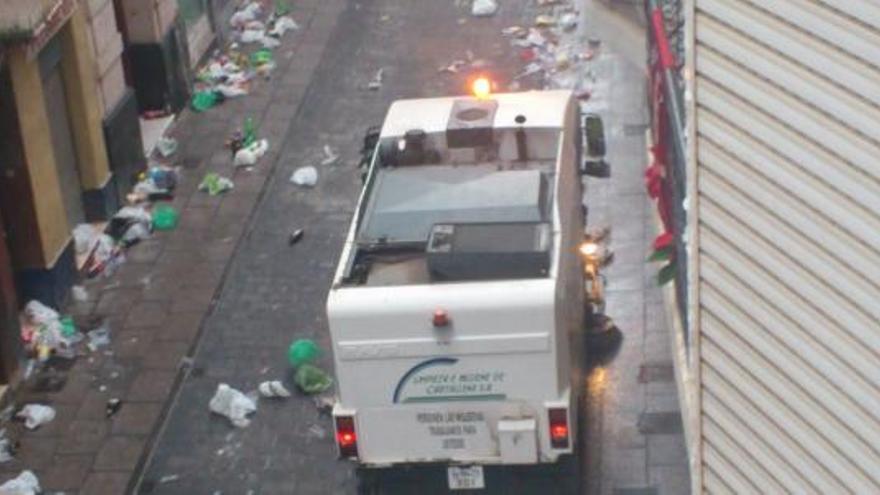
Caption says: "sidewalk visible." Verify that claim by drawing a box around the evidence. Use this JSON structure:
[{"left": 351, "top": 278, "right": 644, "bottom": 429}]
[
  {"left": 0, "top": 0, "right": 341, "bottom": 492},
  {"left": 580, "top": 1, "right": 690, "bottom": 493}
]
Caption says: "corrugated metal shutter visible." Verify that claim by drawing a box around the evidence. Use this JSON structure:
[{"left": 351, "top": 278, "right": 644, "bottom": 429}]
[{"left": 693, "top": 0, "right": 880, "bottom": 492}]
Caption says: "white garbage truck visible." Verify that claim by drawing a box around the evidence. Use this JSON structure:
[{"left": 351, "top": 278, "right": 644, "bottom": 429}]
[{"left": 327, "top": 88, "right": 591, "bottom": 492}]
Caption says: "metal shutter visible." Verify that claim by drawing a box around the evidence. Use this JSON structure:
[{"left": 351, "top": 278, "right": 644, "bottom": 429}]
[{"left": 693, "top": 0, "right": 880, "bottom": 492}]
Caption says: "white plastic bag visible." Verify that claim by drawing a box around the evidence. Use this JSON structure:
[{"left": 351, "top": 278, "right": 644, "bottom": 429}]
[
  {"left": 209, "top": 384, "right": 257, "bottom": 428},
  {"left": 472, "top": 0, "right": 499, "bottom": 17},
  {"left": 156, "top": 137, "right": 178, "bottom": 157},
  {"left": 261, "top": 36, "right": 281, "bottom": 49},
  {"left": 216, "top": 84, "right": 248, "bottom": 98},
  {"left": 240, "top": 29, "right": 265, "bottom": 44},
  {"left": 91, "top": 234, "right": 116, "bottom": 266},
  {"left": 233, "top": 139, "right": 269, "bottom": 167},
  {"left": 0, "top": 470, "right": 39, "bottom": 495},
  {"left": 560, "top": 12, "right": 578, "bottom": 31},
  {"left": 87, "top": 323, "right": 111, "bottom": 351},
  {"left": 270, "top": 16, "right": 299, "bottom": 37},
  {"left": 290, "top": 166, "right": 318, "bottom": 187},
  {"left": 73, "top": 224, "right": 99, "bottom": 254},
  {"left": 0, "top": 429, "right": 13, "bottom": 464},
  {"left": 122, "top": 223, "right": 151, "bottom": 244},
  {"left": 24, "top": 301, "right": 58, "bottom": 325},
  {"left": 115, "top": 206, "right": 152, "bottom": 225},
  {"left": 229, "top": 1, "right": 261, "bottom": 28},
  {"left": 16, "top": 404, "right": 55, "bottom": 430},
  {"left": 71, "top": 285, "right": 89, "bottom": 302},
  {"left": 258, "top": 380, "right": 291, "bottom": 398}
]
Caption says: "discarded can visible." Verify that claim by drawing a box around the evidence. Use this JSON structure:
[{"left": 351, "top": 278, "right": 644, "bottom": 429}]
[
  {"left": 105, "top": 398, "right": 123, "bottom": 418},
  {"left": 288, "top": 229, "right": 304, "bottom": 245}
]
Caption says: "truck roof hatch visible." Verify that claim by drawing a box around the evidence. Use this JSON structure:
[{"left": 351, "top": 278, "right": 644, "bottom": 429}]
[{"left": 446, "top": 98, "right": 498, "bottom": 148}]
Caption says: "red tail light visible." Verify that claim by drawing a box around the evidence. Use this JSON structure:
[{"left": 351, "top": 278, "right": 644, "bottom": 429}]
[
  {"left": 335, "top": 416, "right": 358, "bottom": 458},
  {"left": 548, "top": 408, "right": 570, "bottom": 449}
]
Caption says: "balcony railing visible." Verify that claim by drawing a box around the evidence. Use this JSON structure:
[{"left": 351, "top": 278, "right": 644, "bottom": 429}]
[{"left": 645, "top": 0, "right": 689, "bottom": 344}]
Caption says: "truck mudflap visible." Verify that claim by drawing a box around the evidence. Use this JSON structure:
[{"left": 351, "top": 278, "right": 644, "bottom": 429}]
[{"left": 355, "top": 455, "right": 583, "bottom": 495}]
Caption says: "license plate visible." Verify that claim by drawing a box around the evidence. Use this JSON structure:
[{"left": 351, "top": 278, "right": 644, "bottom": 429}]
[{"left": 447, "top": 466, "right": 485, "bottom": 490}]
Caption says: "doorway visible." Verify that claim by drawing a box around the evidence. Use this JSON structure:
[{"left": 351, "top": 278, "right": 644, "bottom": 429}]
[
  {"left": 0, "top": 210, "right": 20, "bottom": 384},
  {"left": 40, "top": 38, "right": 85, "bottom": 229}
]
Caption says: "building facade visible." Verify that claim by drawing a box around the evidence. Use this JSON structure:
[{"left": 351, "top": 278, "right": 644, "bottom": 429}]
[{"left": 648, "top": 1, "right": 880, "bottom": 492}]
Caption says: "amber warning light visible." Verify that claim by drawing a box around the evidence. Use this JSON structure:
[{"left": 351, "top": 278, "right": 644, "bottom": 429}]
[{"left": 472, "top": 76, "right": 492, "bottom": 99}]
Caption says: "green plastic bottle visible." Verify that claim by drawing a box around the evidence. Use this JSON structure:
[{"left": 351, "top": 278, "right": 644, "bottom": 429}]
[{"left": 242, "top": 117, "right": 257, "bottom": 148}]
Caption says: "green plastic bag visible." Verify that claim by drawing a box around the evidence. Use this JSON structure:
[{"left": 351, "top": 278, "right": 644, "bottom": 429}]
[
  {"left": 152, "top": 205, "right": 179, "bottom": 231},
  {"left": 192, "top": 90, "right": 218, "bottom": 112},
  {"left": 288, "top": 339, "right": 319, "bottom": 367},
  {"left": 59, "top": 316, "right": 76, "bottom": 337},
  {"left": 199, "top": 173, "right": 233, "bottom": 196},
  {"left": 294, "top": 364, "right": 333, "bottom": 394},
  {"left": 250, "top": 49, "right": 274, "bottom": 67}
]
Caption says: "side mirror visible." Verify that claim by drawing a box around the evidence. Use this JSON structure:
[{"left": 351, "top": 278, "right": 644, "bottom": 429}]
[
  {"left": 581, "top": 113, "right": 609, "bottom": 178},
  {"left": 358, "top": 125, "right": 381, "bottom": 169},
  {"left": 583, "top": 113, "right": 606, "bottom": 157}
]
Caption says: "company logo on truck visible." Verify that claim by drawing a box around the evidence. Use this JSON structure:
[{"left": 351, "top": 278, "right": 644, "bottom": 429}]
[{"left": 393, "top": 357, "right": 507, "bottom": 404}]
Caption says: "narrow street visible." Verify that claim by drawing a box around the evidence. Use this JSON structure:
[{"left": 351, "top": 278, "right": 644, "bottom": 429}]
[{"left": 131, "top": 1, "right": 687, "bottom": 493}]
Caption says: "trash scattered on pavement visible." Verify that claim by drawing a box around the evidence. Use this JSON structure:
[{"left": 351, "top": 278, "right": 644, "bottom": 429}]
[
  {"left": 288, "top": 229, "right": 304, "bottom": 246},
  {"left": 20, "top": 301, "right": 80, "bottom": 363},
  {"left": 159, "top": 474, "right": 181, "bottom": 484},
  {"left": 130, "top": 166, "right": 178, "bottom": 203},
  {"left": 367, "top": 68, "right": 384, "bottom": 90},
  {"left": 307, "top": 424, "right": 327, "bottom": 439},
  {"left": 288, "top": 339, "right": 320, "bottom": 367},
  {"left": 156, "top": 136, "right": 179, "bottom": 158},
  {"left": 502, "top": 25, "right": 528, "bottom": 38},
  {"left": 87, "top": 321, "right": 111, "bottom": 351},
  {"left": 24, "top": 301, "right": 58, "bottom": 326},
  {"left": 438, "top": 60, "right": 467, "bottom": 74},
  {"left": 73, "top": 224, "right": 100, "bottom": 255},
  {"left": 16, "top": 405, "right": 55, "bottom": 430},
  {"left": 0, "top": 470, "right": 39, "bottom": 495},
  {"left": 290, "top": 166, "right": 318, "bottom": 187},
  {"left": 258, "top": 380, "right": 291, "bottom": 398},
  {"left": 209, "top": 384, "right": 257, "bottom": 428},
  {"left": 59, "top": 317, "right": 77, "bottom": 338},
  {"left": 471, "top": 0, "right": 499, "bottom": 17},
  {"left": 269, "top": 16, "right": 299, "bottom": 37},
  {"left": 320, "top": 145, "right": 340, "bottom": 166},
  {"left": 294, "top": 364, "right": 334, "bottom": 394},
  {"left": 559, "top": 12, "right": 578, "bottom": 31},
  {"left": 111, "top": 205, "right": 154, "bottom": 247},
  {"left": 152, "top": 205, "right": 180, "bottom": 231},
  {"left": 535, "top": 14, "right": 557, "bottom": 27},
  {"left": 229, "top": 2, "right": 262, "bottom": 28},
  {"left": 71, "top": 285, "right": 88, "bottom": 303},
  {"left": 192, "top": 90, "right": 221, "bottom": 112},
  {"left": 105, "top": 398, "right": 123, "bottom": 418},
  {"left": 199, "top": 173, "right": 235, "bottom": 196},
  {"left": 0, "top": 430, "right": 16, "bottom": 464},
  {"left": 81, "top": 233, "right": 122, "bottom": 278},
  {"left": 313, "top": 395, "right": 335, "bottom": 415},
  {"left": 233, "top": 139, "right": 270, "bottom": 167}
]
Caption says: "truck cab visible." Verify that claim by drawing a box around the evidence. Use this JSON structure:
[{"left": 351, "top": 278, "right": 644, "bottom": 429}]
[{"left": 327, "top": 89, "right": 587, "bottom": 491}]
